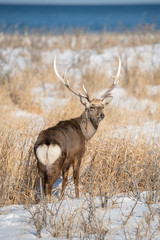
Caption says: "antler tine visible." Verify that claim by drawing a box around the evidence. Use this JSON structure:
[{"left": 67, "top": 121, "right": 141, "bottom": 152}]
[
  {"left": 54, "top": 55, "right": 66, "bottom": 85},
  {"left": 54, "top": 56, "right": 89, "bottom": 99},
  {"left": 110, "top": 56, "right": 121, "bottom": 85},
  {"left": 63, "top": 66, "right": 69, "bottom": 80},
  {"left": 82, "top": 84, "right": 90, "bottom": 99},
  {"left": 101, "top": 56, "right": 121, "bottom": 100}
]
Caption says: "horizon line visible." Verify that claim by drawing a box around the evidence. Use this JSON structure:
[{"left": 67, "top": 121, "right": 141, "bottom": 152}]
[{"left": 0, "top": 2, "right": 160, "bottom": 4}]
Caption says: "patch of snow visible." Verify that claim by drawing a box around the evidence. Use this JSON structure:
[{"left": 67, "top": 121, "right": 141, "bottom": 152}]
[
  {"left": 0, "top": 47, "right": 31, "bottom": 75},
  {"left": 38, "top": 96, "right": 67, "bottom": 111},
  {"left": 97, "top": 87, "right": 158, "bottom": 114},
  {"left": 42, "top": 43, "right": 160, "bottom": 76},
  {"left": 14, "top": 110, "right": 42, "bottom": 119},
  {"left": 96, "top": 87, "right": 126, "bottom": 99},
  {"left": 112, "top": 95, "right": 158, "bottom": 113},
  {"left": 0, "top": 192, "right": 160, "bottom": 239},
  {"left": 102, "top": 44, "right": 160, "bottom": 72},
  {"left": 111, "top": 121, "right": 160, "bottom": 144},
  {"left": 32, "top": 83, "right": 58, "bottom": 96},
  {"left": 1, "top": 43, "right": 160, "bottom": 78},
  {"left": 146, "top": 85, "right": 160, "bottom": 96},
  {"left": 32, "top": 83, "right": 67, "bottom": 111}
]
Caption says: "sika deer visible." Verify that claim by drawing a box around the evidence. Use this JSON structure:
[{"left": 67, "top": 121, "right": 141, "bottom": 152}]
[{"left": 34, "top": 56, "right": 121, "bottom": 199}]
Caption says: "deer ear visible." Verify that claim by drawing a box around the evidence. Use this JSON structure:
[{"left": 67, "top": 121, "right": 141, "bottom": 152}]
[
  {"left": 80, "top": 96, "right": 90, "bottom": 107},
  {"left": 102, "top": 96, "right": 113, "bottom": 105}
]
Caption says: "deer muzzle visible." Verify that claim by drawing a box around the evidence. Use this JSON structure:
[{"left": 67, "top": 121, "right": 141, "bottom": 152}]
[{"left": 98, "top": 113, "right": 105, "bottom": 120}]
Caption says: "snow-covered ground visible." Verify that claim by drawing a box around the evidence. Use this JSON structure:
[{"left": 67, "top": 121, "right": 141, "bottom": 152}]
[
  {"left": 31, "top": 83, "right": 67, "bottom": 111},
  {"left": 0, "top": 47, "right": 31, "bottom": 75},
  {"left": 0, "top": 192, "right": 160, "bottom": 239},
  {"left": 1, "top": 43, "right": 160, "bottom": 76},
  {"left": 1, "top": 41, "right": 160, "bottom": 112}
]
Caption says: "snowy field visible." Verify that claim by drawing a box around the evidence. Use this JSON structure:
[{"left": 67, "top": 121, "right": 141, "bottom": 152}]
[
  {"left": 0, "top": 193, "right": 160, "bottom": 240},
  {"left": 0, "top": 34, "right": 160, "bottom": 239},
  {"left": 1, "top": 42, "right": 160, "bottom": 75}
]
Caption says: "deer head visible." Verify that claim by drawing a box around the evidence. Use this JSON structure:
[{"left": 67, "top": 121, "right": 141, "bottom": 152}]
[{"left": 54, "top": 56, "right": 121, "bottom": 130}]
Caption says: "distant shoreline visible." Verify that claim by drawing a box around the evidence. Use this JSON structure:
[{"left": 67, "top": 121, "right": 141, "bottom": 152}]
[
  {"left": 0, "top": 3, "right": 160, "bottom": 33},
  {"left": 0, "top": 3, "right": 160, "bottom": 6}
]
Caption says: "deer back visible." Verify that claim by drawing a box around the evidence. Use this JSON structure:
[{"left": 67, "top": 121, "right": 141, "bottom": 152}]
[{"left": 34, "top": 118, "right": 86, "bottom": 166}]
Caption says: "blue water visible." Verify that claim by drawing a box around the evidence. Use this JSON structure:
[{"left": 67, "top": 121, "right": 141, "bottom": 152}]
[{"left": 0, "top": 4, "right": 160, "bottom": 33}]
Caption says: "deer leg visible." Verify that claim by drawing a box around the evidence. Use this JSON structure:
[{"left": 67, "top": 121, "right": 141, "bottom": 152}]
[
  {"left": 44, "top": 182, "right": 53, "bottom": 202},
  {"left": 40, "top": 177, "right": 43, "bottom": 198},
  {"left": 73, "top": 158, "right": 81, "bottom": 198},
  {"left": 37, "top": 161, "right": 46, "bottom": 197},
  {"left": 61, "top": 169, "right": 69, "bottom": 198}
]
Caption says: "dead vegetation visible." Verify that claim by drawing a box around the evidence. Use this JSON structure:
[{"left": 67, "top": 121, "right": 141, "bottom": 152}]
[
  {"left": 0, "top": 27, "right": 160, "bottom": 238},
  {"left": 0, "top": 25, "right": 160, "bottom": 51},
  {"left": 0, "top": 27, "right": 160, "bottom": 239}
]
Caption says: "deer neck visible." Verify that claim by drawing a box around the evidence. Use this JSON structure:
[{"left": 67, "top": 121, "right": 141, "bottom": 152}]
[{"left": 78, "top": 110, "right": 98, "bottom": 141}]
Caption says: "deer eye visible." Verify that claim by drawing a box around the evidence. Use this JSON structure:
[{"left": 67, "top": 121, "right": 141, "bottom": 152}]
[{"left": 90, "top": 106, "right": 95, "bottom": 110}]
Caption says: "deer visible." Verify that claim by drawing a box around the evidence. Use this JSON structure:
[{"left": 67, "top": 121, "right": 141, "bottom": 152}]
[{"left": 34, "top": 56, "right": 121, "bottom": 200}]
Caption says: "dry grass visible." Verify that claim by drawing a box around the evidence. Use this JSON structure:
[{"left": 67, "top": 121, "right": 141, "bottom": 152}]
[
  {"left": 0, "top": 27, "right": 160, "bottom": 208},
  {"left": 81, "top": 135, "right": 160, "bottom": 199},
  {"left": 1, "top": 25, "right": 160, "bottom": 51}
]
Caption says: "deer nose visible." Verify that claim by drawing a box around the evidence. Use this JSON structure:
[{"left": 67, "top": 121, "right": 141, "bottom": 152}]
[{"left": 100, "top": 113, "right": 104, "bottom": 119}]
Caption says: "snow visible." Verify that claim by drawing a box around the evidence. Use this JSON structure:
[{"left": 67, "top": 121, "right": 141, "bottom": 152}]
[
  {"left": 1, "top": 43, "right": 160, "bottom": 76},
  {"left": 146, "top": 85, "right": 160, "bottom": 96},
  {"left": 32, "top": 83, "right": 67, "bottom": 111},
  {"left": 14, "top": 109, "right": 42, "bottom": 119},
  {"left": 0, "top": 47, "right": 31, "bottom": 75},
  {"left": 0, "top": 192, "right": 160, "bottom": 239},
  {"left": 111, "top": 121, "right": 160, "bottom": 145},
  {"left": 41, "top": 43, "right": 160, "bottom": 74},
  {"left": 97, "top": 87, "right": 158, "bottom": 113}
]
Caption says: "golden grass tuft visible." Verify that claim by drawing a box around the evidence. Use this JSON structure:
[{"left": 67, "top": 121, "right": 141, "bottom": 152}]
[
  {"left": 0, "top": 112, "right": 42, "bottom": 206},
  {"left": 81, "top": 134, "right": 160, "bottom": 199}
]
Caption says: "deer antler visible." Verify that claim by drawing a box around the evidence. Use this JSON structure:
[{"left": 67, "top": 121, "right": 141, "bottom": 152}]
[
  {"left": 54, "top": 56, "right": 89, "bottom": 100},
  {"left": 101, "top": 56, "right": 121, "bottom": 100}
]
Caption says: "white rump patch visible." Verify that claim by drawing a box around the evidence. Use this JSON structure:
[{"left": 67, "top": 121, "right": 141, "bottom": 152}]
[
  {"left": 36, "top": 144, "right": 61, "bottom": 166},
  {"left": 48, "top": 144, "right": 61, "bottom": 165},
  {"left": 36, "top": 144, "right": 48, "bottom": 165}
]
